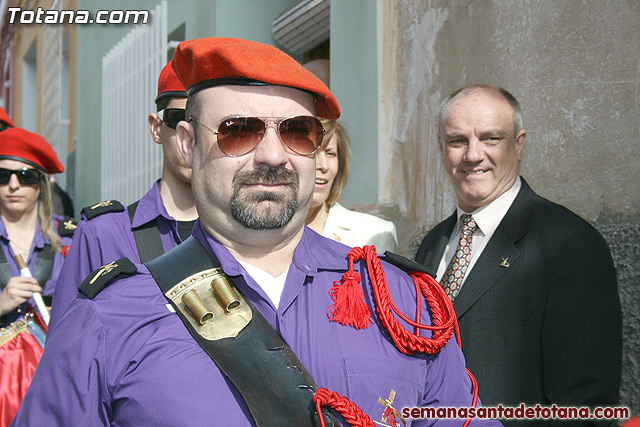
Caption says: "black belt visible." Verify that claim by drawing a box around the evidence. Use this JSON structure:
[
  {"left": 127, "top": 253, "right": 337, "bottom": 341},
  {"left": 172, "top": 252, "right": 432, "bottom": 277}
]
[{"left": 146, "top": 237, "right": 339, "bottom": 427}]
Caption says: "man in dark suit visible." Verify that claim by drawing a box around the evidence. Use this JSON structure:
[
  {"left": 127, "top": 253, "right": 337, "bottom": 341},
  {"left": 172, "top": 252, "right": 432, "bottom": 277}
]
[{"left": 415, "top": 84, "right": 622, "bottom": 425}]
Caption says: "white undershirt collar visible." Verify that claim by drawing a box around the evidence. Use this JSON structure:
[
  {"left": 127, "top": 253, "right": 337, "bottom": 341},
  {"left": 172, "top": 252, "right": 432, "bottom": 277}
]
[{"left": 237, "top": 260, "right": 289, "bottom": 308}]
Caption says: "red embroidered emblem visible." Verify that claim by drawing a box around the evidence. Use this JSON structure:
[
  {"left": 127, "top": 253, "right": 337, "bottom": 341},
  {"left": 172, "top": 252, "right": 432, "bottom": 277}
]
[{"left": 378, "top": 389, "right": 406, "bottom": 427}]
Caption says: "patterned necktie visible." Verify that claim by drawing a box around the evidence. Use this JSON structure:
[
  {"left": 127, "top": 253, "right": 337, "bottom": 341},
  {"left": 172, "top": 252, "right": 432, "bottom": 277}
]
[{"left": 441, "top": 214, "right": 478, "bottom": 301}]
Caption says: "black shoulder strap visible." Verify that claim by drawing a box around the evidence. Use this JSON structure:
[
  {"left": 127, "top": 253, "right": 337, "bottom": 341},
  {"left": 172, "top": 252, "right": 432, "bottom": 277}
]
[
  {"left": 383, "top": 250, "right": 436, "bottom": 277},
  {"left": 127, "top": 201, "right": 165, "bottom": 264},
  {"left": 146, "top": 238, "right": 338, "bottom": 427},
  {"left": 146, "top": 237, "right": 214, "bottom": 291}
]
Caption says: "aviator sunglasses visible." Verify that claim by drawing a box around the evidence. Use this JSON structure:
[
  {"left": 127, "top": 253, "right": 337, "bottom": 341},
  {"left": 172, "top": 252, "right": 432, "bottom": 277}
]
[
  {"left": 158, "top": 108, "right": 186, "bottom": 130},
  {"left": 0, "top": 168, "right": 42, "bottom": 185},
  {"left": 189, "top": 116, "right": 325, "bottom": 157}
]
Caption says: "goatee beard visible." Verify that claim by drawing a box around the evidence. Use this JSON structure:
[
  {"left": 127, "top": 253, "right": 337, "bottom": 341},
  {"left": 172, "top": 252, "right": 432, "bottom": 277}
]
[{"left": 230, "top": 167, "right": 299, "bottom": 230}]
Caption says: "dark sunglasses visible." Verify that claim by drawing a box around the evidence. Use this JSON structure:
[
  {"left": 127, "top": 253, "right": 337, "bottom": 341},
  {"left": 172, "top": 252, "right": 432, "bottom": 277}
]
[
  {"left": 189, "top": 116, "right": 325, "bottom": 157},
  {"left": 159, "top": 108, "right": 185, "bottom": 130},
  {"left": 0, "top": 168, "right": 42, "bottom": 185}
]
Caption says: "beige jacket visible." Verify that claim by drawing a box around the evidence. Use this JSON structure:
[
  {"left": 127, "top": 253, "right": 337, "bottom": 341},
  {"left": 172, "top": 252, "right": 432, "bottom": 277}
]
[{"left": 321, "top": 203, "right": 398, "bottom": 253}]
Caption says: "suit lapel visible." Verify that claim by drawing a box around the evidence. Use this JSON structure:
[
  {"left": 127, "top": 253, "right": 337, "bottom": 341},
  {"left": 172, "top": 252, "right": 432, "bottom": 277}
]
[
  {"left": 453, "top": 179, "right": 538, "bottom": 318},
  {"left": 453, "top": 228, "right": 520, "bottom": 317}
]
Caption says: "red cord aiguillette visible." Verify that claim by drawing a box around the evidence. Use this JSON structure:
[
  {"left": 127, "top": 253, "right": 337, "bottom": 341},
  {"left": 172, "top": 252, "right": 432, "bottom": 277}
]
[{"left": 319, "top": 245, "right": 478, "bottom": 427}]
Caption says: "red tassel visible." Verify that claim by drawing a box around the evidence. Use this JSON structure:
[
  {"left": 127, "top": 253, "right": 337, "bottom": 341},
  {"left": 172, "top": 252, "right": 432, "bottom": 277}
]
[{"left": 327, "top": 266, "right": 371, "bottom": 330}]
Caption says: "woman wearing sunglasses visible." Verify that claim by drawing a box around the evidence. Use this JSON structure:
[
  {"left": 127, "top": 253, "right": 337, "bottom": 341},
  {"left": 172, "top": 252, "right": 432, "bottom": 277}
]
[
  {"left": 0, "top": 127, "right": 70, "bottom": 326},
  {"left": 305, "top": 120, "right": 398, "bottom": 253}
]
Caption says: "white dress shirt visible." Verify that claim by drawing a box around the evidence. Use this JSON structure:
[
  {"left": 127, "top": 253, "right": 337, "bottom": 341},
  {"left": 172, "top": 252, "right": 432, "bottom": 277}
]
[{"left": 436, "top": 177, "right": 522, "bottom": 287}]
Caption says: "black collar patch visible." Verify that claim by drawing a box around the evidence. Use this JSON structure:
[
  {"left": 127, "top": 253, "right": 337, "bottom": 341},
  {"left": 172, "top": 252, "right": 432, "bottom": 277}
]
[
  {"left": 79, "top": 258, "right": 137, "bottom": 299},
  {"left": 82, "top": 200, "right": 125, "bottom": 220},
  {"left": 57, "top": 216, "right": 78, "bottom": 237}
]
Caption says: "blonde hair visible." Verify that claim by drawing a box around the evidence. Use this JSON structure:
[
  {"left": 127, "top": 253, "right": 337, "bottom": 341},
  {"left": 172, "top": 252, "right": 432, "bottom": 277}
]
[
  {"left": 320, "top": 119, "right": 351, "bottom": 207},
  {"left": 39, "top": 175, "right": 61, "bottom": 252}
]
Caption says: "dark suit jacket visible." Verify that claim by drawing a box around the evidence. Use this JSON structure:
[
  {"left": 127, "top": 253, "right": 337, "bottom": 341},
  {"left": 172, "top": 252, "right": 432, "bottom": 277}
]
[{"left": 415, "top": 178, "right": 621, "bottom": 426}]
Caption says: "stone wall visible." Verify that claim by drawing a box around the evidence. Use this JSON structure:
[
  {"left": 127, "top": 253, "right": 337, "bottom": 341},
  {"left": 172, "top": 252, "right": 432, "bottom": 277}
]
[
  {"left": 594, "top": 214, "right": 640, "bottom": 416},
  {"left": 370, "top": 0, "right": 639, "bottom": 418}
]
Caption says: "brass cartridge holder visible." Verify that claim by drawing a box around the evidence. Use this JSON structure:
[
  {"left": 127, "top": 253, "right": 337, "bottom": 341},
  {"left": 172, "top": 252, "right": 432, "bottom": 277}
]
[
  {"left": 182, "top": 289, "right": 214, "bottom": 325},
  {"left": 166, "top": 268, "right": 252, "bottom": 340},
  {"left": 210, "top": 274, "right": 241, "bottom": 312}
]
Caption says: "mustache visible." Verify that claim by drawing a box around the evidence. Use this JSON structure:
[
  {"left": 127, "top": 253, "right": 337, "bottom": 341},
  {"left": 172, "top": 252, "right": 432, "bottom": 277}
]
[{"left": 232, "top": 167, "right": 299, "bottom": 188}]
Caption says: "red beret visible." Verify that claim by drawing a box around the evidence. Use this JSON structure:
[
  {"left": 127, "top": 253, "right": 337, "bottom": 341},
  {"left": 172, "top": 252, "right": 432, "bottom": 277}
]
[
  {"left": 0, "top": 106, "right": 14, "bottom": 128},
  {"left": 172, "top": 37, "right": 340, "bottom": 120},
  {"left": 622, "top": 418, "right": 640, "bottom": 427},
  {"left": 155, "top": 62, "right": 187, "bottom": 105},
  {"left": 0, "top": 127, "right": 63, "bottom": 174}
]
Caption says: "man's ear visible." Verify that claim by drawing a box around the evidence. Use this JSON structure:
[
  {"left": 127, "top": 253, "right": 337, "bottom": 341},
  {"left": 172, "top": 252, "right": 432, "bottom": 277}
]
[
  {"left": 148, "top": 113, "right": 162, "bottom": 145},
  {"left": 515, "top": 129, "right": 527, "bottom": 161},
  {"left": 176, "top": 120, "right": 196, "bottom": 168}
]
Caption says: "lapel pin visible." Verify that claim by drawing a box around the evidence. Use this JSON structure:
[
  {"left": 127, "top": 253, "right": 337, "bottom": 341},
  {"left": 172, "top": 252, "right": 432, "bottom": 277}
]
[{"left": 500, "top": 257, "right": 510, "bottom": 268}]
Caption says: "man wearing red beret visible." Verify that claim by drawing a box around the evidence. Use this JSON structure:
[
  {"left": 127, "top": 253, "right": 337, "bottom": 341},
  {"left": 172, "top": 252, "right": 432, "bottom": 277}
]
[
  {"left": 14, "top": 38, "right": 499, "bottom": 427},
  {"left": 47, "top": 62, "right": 197, "bottom": 332}
]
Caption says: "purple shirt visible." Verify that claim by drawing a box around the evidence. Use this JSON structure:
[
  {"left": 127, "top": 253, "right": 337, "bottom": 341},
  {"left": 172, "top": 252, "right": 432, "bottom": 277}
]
[
  {"left": 0, "top": 217, "right": 71, "bottom": 325},
  {"left": 14, "top": 221, "right": 499, "bottom": 427},
  {"left": 48, "top": 181, "right": 187, "bottom": 332}
]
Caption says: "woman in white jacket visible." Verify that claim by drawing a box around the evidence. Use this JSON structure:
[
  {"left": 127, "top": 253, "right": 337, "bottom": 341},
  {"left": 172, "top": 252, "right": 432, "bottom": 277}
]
[{"left": 305, "top": 120, "right": 398, "bottom": 253}]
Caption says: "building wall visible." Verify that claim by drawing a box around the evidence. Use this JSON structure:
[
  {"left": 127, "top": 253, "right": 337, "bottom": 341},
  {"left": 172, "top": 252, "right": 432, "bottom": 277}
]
[
  {"left": 379, "top": 0, "right": 639, "bottom": 415},
  {"left": 329, "top": 0, "right": 380, "bottom": 207},
  {"left": 11, "top": 24, "right": 37, "bottom": 131},
  {"left": 9, "top": 0, "right": 77, "bottom": 203},
  {"left": 73, "top": 0, "right": 296, "bottom": 213},
  {"left": 74, "top": 0, "right": 159, "bottom": 214}
]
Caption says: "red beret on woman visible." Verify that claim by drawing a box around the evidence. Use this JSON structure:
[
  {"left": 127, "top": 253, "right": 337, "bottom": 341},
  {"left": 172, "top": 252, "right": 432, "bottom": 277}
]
[
  {"left": 0, "top": 106, "right": 14, "bottom": 129},
  {"left": 0, "top": 127, "right": 64, "bottom": 174}
]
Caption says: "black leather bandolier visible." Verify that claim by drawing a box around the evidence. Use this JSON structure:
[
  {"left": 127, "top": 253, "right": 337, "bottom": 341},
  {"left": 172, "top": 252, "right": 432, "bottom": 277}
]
[
  {"left": 146, "top": 237, "right": 339, "bottom": 427},
  {"left": 127, "top": 201, "right": 164, "bottom": 264}
]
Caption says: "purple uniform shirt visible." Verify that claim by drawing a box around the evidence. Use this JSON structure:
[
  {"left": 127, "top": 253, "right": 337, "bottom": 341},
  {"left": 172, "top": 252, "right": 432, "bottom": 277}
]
[
  {"left": 48, "top": 181, "right": 187, "bottom": 332},
  {"left": 14, "top": 221, "right": 499, "bottom": 427},
  {"left": 0, "top": 217, "right": 71, "bottom": 326}
]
